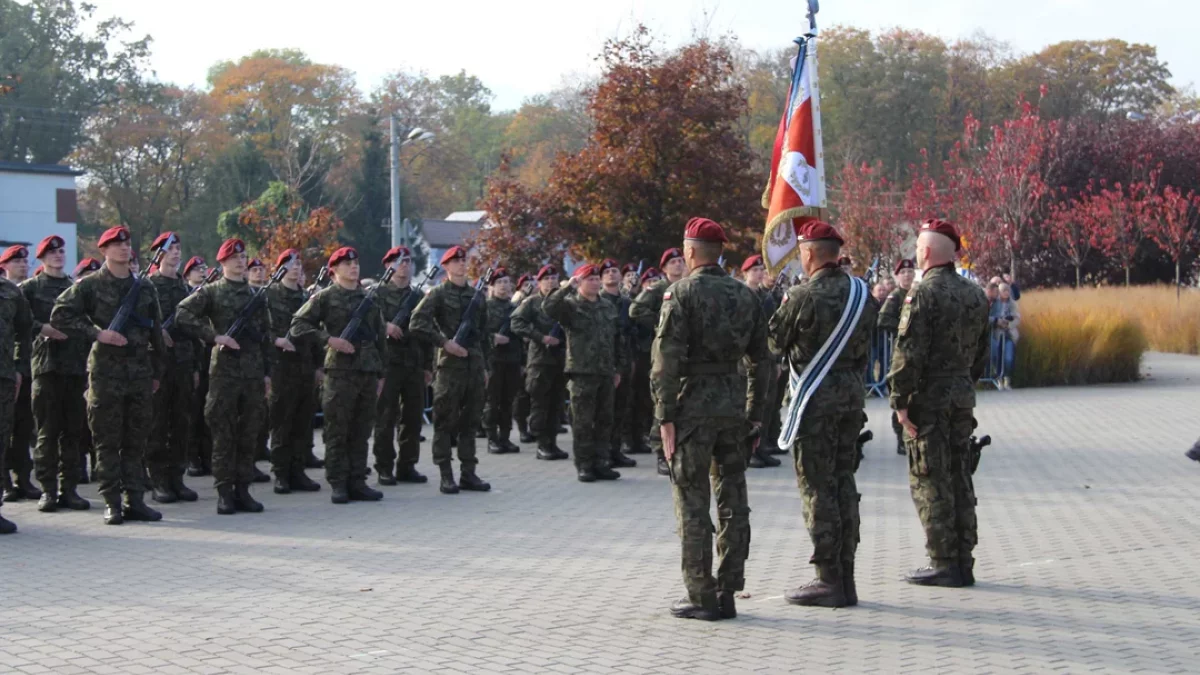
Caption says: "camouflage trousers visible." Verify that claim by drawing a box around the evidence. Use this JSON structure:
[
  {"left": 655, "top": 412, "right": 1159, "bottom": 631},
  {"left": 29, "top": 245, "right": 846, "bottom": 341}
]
[
  {"left": 146, "top": 362, "right": 194, "bottom": 482},
  {"left": 431, "top": 365, "right": 484, "bottom": 467},
  {"left": 567, "top": 374, "right": 614, "bottom": 470},
  {"left": 906, "top": 406, "right": 978, "bottom": 562},
  {"left": 270, "top": 365, "right": 317, "bottom": 478},
  {"left": 32, "top": 373, "right": 87, "bottom": 492},
  {"left": 629, "top": 351, "right": 653, "bottom": 443},
  {"left": 484, "top": 361, "right": 521, "bottom": 440},
  {"left": 670, "top": 419, "right": 750, "bottom": 605},
  {"left": 206, "top": 375, "right": 264, "bottom": 488},
  {"left": 0, "top": 376, "right": 14, "bottom": 500},
  {"left": 763, "top": 366, "right": 786, "bottom": 451},
  {"left": 5, "top": 374, "right": 34, "bottom": 482},
  {"left": 323, "top": 371, "right": 376, "bottom": 486},
  {"left": 793, "top": 410, "right": 863, "bottom": 564},
  {"left": 88, "top": 375, "right": 154, "bottom": 498},
  {"left": 373, "top": 365, "right": 424, "bottom": 472},
  {"left": 526, "top": 364, "right": 565, "bottom": 448},
  {"left": 610, "top": 365, "right": 633, "bottom": 450}
]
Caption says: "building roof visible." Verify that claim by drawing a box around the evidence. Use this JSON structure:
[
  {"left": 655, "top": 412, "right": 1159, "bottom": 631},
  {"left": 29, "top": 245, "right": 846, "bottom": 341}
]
[
  {"left": 444, "top": 210, "right": 489, "bottom": 223},
  {"left": 420, "top": 219, "right": 482, "bottom": 248},
  {"left": 0, "top": 161, "right": 84, "bottom": 177}
]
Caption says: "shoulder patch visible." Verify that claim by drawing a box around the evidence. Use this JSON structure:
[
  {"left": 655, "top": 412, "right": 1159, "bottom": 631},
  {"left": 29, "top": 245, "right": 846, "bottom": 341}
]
[
  {"left": 904, "top": 295, "right": 913, "bottom": 304},
  {"left": 663, "top": 291, "right": 672, "bottom": 301}
]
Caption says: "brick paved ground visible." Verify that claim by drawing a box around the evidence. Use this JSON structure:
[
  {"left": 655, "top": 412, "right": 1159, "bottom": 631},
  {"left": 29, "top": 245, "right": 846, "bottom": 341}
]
[{"left": 2, "top": 352, "right": 1199, "bottom": 674}]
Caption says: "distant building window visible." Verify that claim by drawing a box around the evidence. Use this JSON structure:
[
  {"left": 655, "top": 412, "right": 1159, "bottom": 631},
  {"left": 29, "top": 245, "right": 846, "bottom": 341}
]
[{"left": 56, "top": 189, "right": 78, "bottom": 223}]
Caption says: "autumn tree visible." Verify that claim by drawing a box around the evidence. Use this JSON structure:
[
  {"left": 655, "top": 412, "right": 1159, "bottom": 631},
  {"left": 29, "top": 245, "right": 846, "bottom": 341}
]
[
  {"left": 219, "top": 181, "right": 341, "bottom": 276},
  {"left": 1147, "top": 185, "right": 1200, "bottom": 287},
  {"left": 1047, "top": 188, "right": 1106, "bottom": 287},
  {"left": 833, "top": 161, "right": 906, "bottom": 271},
  {"left": 474, "top": 157, "right": 564, "bottom": 276}
]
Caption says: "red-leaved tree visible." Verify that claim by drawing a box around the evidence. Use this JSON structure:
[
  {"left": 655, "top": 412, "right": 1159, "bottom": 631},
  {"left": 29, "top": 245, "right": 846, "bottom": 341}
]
[
  {"left": 1047, "top": 186, "right": 1106, "bottom": 287},
  {"left": 1147, "top": 184, "right": 1200, "bottom": 288},
  {"left": 834, "top": 161, "right": 905, "bottom": 272}
]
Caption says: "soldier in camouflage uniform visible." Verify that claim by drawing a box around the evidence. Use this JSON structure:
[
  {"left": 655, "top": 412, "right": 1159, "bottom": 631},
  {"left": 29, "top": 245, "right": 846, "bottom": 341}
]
[
  {"left": 877, "top": 258, "right": 916, "bottom": 455},
  {"left": 483, "top": 268, "right": 522, "bottom": 455},
  {"left": 265, "top": 249, "right": 324, "bottom": 494},
  {"left": 52, "top": 226, "right": 166, "bottom": 525},
  {"left": 888, "top": 220, "right": 991, "bottom": 588},
  {"left": 511, "top": 265, "right": 568, "bottom": 461},
  {"left": 544, "top": 264, "right": 627, "bottom": 481},
  {"left": 768, "top": 222, "right": 879, "bottom": 608},
  {"left": 21, "top": 236, "right": 91, "bottom": 511},
  {"left": 372, "top": 246, "right": 432, "bottom": 485},
  {"left": 598, "top": 259, "right": 636, "bottom": 468},
  {"left": 511, "top": 274, "right": 535, "bottom": 444},
  {"left": 71, "top": 257, "right": 102, "bottom": 485},
  {"left": 145, "top": 232, "right": 200, "bottom": 505},
  {"left": 246, "top": 257, "right": 273, "bottom": 479},
  {"left": 0, "top": 258, "right": 33, "bottom": 534},
  {"left": 631, "top": 248, "right": 688, "bottom": 476},
  {"left": 182, "top": 256, "right": 215, "bottom": 477},
  {"left": 653, "top": 218, "right": 769, "bottom": 621},
  {"left": 410, "top": 246, "right": 493, "bottom": 494},
  {"left": 289, "top": 246, "right": 386, "bottom": 504},
  {"left": 174, "top": 238, "right": 271, "bottom": 515},
  {"left": 1, "top": 245, "right": 41, "bottom": 503},
  {"left": 740, "top": 255, "right": 783, "bottom": 470}
]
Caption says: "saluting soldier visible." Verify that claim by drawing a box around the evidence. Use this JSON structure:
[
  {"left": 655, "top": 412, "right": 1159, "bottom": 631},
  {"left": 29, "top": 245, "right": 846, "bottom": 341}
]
[
  {"left": 877, "top": 258, "right": 916, "bottom": 455},
  {"left": 1, "top": 245, "right": 40, "bottom": 503},
  {"left": 289, "top": 247, "right": 386, "bottom": 504},
  {"left": 740, "top": 255, "right": 782, "bottom": 470},
  {"left": 410, "top": 246, "right": 493, "bottom": 494},
  {"left": 620, "top": 262, "right": 639, "bottom": 297},
  {"left": 372, "top": 246, "right": 433, "bottom": 485},
  {"left": 652, "top": 218, "right": 770, "bottom": 621},
  {"left": 52, "top": 226, "right": 166, "bottom": 525},
  {"left": 598, "top": 259, "right": 636, "bottom": 468},
  {"left": 511, "top": 273, "right": 535, "bottom": 444},
  {"left": 0, "top": 254, "right": 33, "bottom": 534},
  {"left": 768, "top": 222, "right": 879, "bottom": 608},
  {"left": 174, "top": 238, "right": 271, "bottom": 515},
  {"left": 182, "top": 256, "right": 215, "bottom": 478},
  {"left": 510, "top": 265, "right": 568, "bottom": 461},
  {"left": 544, "top": 264, "right": 627, "bottom": 482},
  {"left": 483, "top": 267, "right": 522, "bottom": 455},
  {"left": 888, "top": 219, "right": 991, "bottom": 588}
]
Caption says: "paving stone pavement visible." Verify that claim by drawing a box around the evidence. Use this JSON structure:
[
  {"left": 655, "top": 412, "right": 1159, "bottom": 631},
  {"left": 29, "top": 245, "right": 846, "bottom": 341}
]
[{"left": 2, "top": 352, "right": 1199, "bottom": 674}]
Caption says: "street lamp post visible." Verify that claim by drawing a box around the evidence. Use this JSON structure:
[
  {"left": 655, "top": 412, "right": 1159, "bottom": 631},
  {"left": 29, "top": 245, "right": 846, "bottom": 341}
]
[{"left": 389, "top": 116, "right": 435, "bottom": 248}]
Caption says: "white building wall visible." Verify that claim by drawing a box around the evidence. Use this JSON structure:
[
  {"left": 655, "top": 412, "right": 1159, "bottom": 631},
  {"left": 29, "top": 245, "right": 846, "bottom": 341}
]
[{"left": 0, "top": 171, "right": 79, "bottom": 266}]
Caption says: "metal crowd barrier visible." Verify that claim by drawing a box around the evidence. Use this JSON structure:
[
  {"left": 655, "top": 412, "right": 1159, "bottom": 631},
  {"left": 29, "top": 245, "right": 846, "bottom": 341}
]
[
  {"left": 979, "top": 331, "right": 1010, "bottom": 390},
  {"left": 865, "top": 331, "right": 893, "bottom": 398}
]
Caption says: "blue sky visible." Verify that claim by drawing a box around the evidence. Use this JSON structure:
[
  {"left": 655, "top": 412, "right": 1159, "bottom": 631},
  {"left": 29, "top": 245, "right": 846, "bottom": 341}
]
[{"left": 88, "top": 0, "right": 1193, "bottom": 110}]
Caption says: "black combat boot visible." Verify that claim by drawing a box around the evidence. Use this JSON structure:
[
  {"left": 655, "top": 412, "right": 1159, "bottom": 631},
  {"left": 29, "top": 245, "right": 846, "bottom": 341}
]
[
  {"left": 716, "top": 591, "right": 737, "bottom": 619},
  {"left": 103, "top": 495, "right": 124, "bottom": 525},
  {"left": 291, "top": 470, "right": 321, "bottom": 492},
  {"left": 251, "top": 465, "right": 271, "bottom": 483},
  {"left": 395, "top": 464, "right": 427, "bottom": 484},
  {"left": 610, "top": 448, "right": 637, "bottom": 468},
  {"left": 0, "top": 510, "right": 16, "bottom": 535},
  {"left": 843, "top": 559, "right": 858, "bottom": 606},
  {"left": 670, "top": 595, "right": 719, "bottom": 621},
  {"left": 577, "top": 467, "right": 596, "bottom": 482},
  {"left": 656, "top": 455, "right": 670, "bottom": 477},
  {"left": 123, "top": 492, "right": 163, "bottom": 522},
  {"left": 216, "top": 485, "right": 237, "bottom": 514},
  {"left": 330, "top": 482, "right": 350, "bottom": 504},
  {"left": 376, "top": 467, "right": 397, "bottom": 486},
  {"left": 37, "top": 489, "right": 58, "bottom": 513},
  {"left": 536, "top": 445, "right": 558, "bottom": 461},
  {"left": 519, "top": 428, "right": 536, "bottom": 444},
  {"left": 57, "top": 488, "right": 91, "bottom": 511},
  {"left": 151, "top": 476, "right": 178, "bottom": 504},
  {"left": 785, "top": 562, "right": 847, "bottom": 607},
  {"left": 1186, "top": 442, "right": 1200, "bottom": 462},
  {"left": 172, "top": 474, "right": 198, "bottom": 502},
  {"left": 305, "top": 453, "right": 325, "bottom": 469},
  {"left": 15, "top": 472, "right": 42, "bottom": 500},
  {"left": 960, "top": 556, "right": 976, "bottom": 587},
  {"left": 458, "top": 466, "right": 491, "bottom": 492},
  {"left": 438, "top": 464, "right": 460, "bottom": 494},
  {"left": 498, "top": 434, "right": 521, "bottom": 453},
  {"left": 905, "top": 560, "right": 964, "bottom": 587},
  {"left": 234, "top": 484, "right": 264, "bottom": 512},
  {"left": 349, "top": 479, "right": 383, "bottom": 501},
  {"left": 274, "top": 474, "right": 292, "bottom": 495},
  {"left": 486, "top": 429, "right": 510, "bottom": 455},
  {"left": 3, "top": 475, "right": 20, "bottom": 502},
  {"left": 593, "top": 466, "right": 621, "bottom": 481},
  {"left": 748, "top": 453, "right": 766, "bottom": 469}
]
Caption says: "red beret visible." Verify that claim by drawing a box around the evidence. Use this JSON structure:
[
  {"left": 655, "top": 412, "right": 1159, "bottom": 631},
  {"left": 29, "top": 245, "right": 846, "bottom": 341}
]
[
  {"left": 599, "top": 259, "right": 620, "bottom": 273},
  {"left": 150, "top": 231, "right": 179, "bottom": 252},
  {"left": 97, "top": 226, "right": 131, "bottom": 249},
  {"left": 35, "top": 235, "right": 65, "bottom": 259},
  {"left": 660, "top": 248, "right": 683, "bottom": 268},
  {"left": 684, "top": 217, "right": 729, "bottom": 243},
  {"left": 621, "top": 262, "right": 638, "bottom": 274},
  {"left": 73, "top": 258, "right": 101, "bottom": 277},
  {"left": 894, "top": 258, "right": 915, "bottom": 274},
  {"left": 516, "top": 273, "right": 532, "bottom": 288},
  {"left": 275, "top": 249, "right": 300, "bottom": 269},
  {"left": 490, "top": 267, "right": 510, "bottom": 284},
  {"left": 247, "top": 257, "right": 265, "bottom": 270},
  {"left": 640, "top": 267, "right": 662, "bottom": 283},
  {"left": 536, "top": 264, "right": 558, "bottom": 281},
  {"left": 796, "top": 220, "right": 845, "bottom": 246},
  {"left": 182, "top": 256, "right": 206, "bottom": 276},
  {"left": 741, "top": 255, "right": 764, "bottom": 272},
  {"left": 0, "top": 245, "right": 27, "bottom": 265},
  {"left": 216, "top": 238, "right": 247, "bottom": 262},
  {"left": 383, "top": 246, "right": 412, "bottom": 265},
  {"left": 440, "top": 245, "right": 467, "bottom": 265},
  {"left": 920, "top": 218, "right": 962, "bottom": 252},
  {"left": 573, "top": 263, "right": 599, "bottom": 279},
  {"left": 328, "top": 246, "right": 359, "bottom": 267}
]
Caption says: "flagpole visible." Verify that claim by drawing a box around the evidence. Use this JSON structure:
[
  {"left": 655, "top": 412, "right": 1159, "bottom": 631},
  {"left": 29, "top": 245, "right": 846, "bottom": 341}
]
[{"left": 806, "top": 1, "right": 827, "bottom": 211}]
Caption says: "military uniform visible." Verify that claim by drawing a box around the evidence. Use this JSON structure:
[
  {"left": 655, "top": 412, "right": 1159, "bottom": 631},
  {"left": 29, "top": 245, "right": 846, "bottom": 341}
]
[
  {"left": 888, "top": 259, "right": 990, "bottom": 586},
  {"left": 483, "top": 294, "right": 521, "bottom": 453},
  {"left": 266, "top": 278, "right": 323, "bottom": 492},
  {"left": 510, "top": 287, "right": 567, "bottom": 459},
  {"left": 601, "top": 288, "right": 636, "bottom": 462},
  {"left": 630, "top": 276, "right": 670, "bottom": 471},
  {"left": 769, "top": 258, "right": 879, "bottom": 607},
  {"left": 544, "top": 277, "right": 627, "bottom": 479},
  {"left": 372, "top": 276, "right": 432, "bottom": 482},
  {"left": 878, "top": 284, "right": 908, "bottom": 450},
  {"left": 0, "top": 276, "right": 33, "bottom": 532},
  {"left": 652, "top": 228, "right": 770, "bottom": 621},
  {"left": 146, "top": 269, "right": 199, "bottom": 502},
  {"left": 745, "top": 284, "right": 782, "bottom": 469}
]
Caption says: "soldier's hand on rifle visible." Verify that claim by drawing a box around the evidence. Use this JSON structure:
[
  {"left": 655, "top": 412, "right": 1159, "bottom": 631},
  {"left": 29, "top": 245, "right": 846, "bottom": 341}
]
[
  {"left": 494, "top": 333, "right": 510, "bottom": 346},
  {"left": 443, "top": 340, "right": 468, "bottom": 358},
  {"left": 386, "top": 322, "right": 403, "bottom": 340},
  {"left": 328, "top": 336, "right": 356, "bottom": 354},
  {"left": 541, "top": 335, "right": 560, "bottom": 347},
  {"left": 274, "top": 337, "right": 296, "bottom": 353},
  {"left": 40, "top": 324, "right": 67, "bottom": 341},
  {"left": 215, "top": 335, "right": 240, "bottom": 351},
  {"left": 97, "top": 329, "right": 128, "bottom": 347},
  {"left": 161, "top": 329, "right": 174, "bottom": 349}
]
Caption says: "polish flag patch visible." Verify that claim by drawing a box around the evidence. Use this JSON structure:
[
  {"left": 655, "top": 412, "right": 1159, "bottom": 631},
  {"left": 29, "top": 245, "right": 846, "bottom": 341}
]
[{"left": 663, "top": 291, "right": 673, "bottom": 300}]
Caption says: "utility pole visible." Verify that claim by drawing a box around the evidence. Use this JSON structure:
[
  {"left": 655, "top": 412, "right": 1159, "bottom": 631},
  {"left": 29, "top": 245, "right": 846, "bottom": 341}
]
[{"left": 389, "top": 114, "right": 404, "bottom": 248}]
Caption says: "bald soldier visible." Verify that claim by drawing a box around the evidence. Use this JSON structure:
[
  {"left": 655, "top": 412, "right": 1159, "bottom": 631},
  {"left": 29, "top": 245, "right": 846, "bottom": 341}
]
[
  {"left": 654, "top": 218, "right": 770, "bottom": 621},
  {"left": 631, "top": 247, "right": 688, "bottom": 476},
  {"left": 888, "top": 220, "right": 991, "bottom": 587},
  {"left": 878, "top": 258, "right": 917, "bottom": 455},
  {"left": 768, "top": 221, "right": 879, "bottom": 608}
]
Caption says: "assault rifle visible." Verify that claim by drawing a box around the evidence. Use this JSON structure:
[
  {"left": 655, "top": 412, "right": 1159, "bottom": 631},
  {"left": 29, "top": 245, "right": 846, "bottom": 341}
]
[
  {"left": 313, "top": 266, "right": 330, "bottom": 289},
  {"left": 108, "top": 233, "right": 173, "bottom": 335},
  {"left": 864, "top": 256, "right": 881, "bottom": 286},
  {"left": 221, "top": 263, "right": 288, "bottom": 350},
  {"left": 163, "top": 267, "right": 219, "bottom": 330},
  {"left": 389, "top": 266, "right": 441, "bottom": 329},
  {"left": 451, "top": 266, "right": 496, "bottom": 348},
  {"left": 339, "top": 261, "right": 398, "bottom": 343}
]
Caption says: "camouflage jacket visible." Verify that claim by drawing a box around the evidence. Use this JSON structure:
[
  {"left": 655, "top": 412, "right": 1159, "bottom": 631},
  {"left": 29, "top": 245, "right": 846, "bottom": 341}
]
[
  {"left": 374, "top": 282, "right": 432, "bottom": 373},
  {"left": 629, "top": 278, "right": 670, "bottom": 353},
  {"left": 0, "top": 278, "right": 33, "bottom": 382},
  {"left": 485, "top": 296, "right": 521, "bottom": 365},
  {"left": 510, "top": 291, "right": 565, "bottom": 368},
  {"left": 50, "top": 265, "right": 165, "bottom": 381},
  {"left": 543, "top": 285, "right": 626, "bottom": 376},
  {"left": 651, "top": 265, "right": 769, "bottom": 423},
  {"left": 887, "top": 264, "right": 991, "bottom": 412},
  {"left": 877, "top": 286, "right": 907, "bottom": 333},
  {"left": 601, "top": 290, "right": 634, "bottom": 373},
  {"left": 174, "top": 277, "right": 271, "bottom": 380},
  {"left": 20, "top": 273, "right": 89, "bottom": 377},
  {"left": 266, "top": 282, "right": 322, "bottom": 375},
  {"left": 410, "top": 279, "right": 491, "bottom": 370},
  {"left": 768, "top": 266, "right": 880, "bottom": 417},
  {"left": 149, "top": 272, "right": 198, "bottom": 365},
  {"left": 289, "top": 283, "right": 388, "bottom": 375}
]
